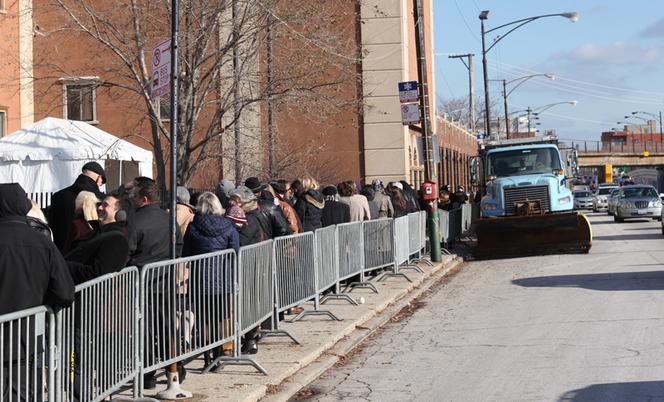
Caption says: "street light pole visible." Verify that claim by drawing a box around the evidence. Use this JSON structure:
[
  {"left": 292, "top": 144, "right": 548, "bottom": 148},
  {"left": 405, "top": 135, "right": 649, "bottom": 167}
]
[
  {"left": 478, "top": 10, "right": 578, "bottom": 141},
  {"left": 413, "top": 0, "right": 440, "bottom": 262}
]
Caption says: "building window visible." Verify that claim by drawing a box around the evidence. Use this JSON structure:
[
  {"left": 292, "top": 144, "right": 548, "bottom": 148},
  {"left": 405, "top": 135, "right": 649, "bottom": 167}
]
[
  {"left": 60, "top": 77, "right": 98, "bottom": 123},
  {"left": 0, "top": 109, "right": 6, "bottom": 137}
]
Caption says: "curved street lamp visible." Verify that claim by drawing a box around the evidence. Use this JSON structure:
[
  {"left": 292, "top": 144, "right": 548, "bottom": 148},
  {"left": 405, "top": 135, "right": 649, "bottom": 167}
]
[
  {"left": 631, "top": 110, "right": 663, "bottom": 135},
  {"left": 494, "top": 73, "right": 555, "bottom": 138},
  {"left": 511, "top": 100, "right": 577, "bottom": 132},
  {"left": 479, "top": 10, "right": 579, "bottom": 139}
]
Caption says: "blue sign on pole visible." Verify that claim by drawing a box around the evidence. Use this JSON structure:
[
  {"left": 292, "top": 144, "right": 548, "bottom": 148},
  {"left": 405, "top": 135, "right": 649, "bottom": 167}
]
[{"left": 398, "top": 81, "right": 419, "bottom": 103}]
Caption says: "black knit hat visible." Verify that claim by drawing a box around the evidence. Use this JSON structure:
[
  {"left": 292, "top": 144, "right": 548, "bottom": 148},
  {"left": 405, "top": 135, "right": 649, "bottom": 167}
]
[
  {"left": 82, "top": 161, "right": 107, "bottom": 184},
  {"left": 322, "top": 185, "right": 338, "bottom": 196}
]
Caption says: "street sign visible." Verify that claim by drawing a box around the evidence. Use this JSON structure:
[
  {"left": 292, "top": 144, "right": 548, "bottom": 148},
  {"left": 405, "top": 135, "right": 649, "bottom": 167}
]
[
  {"left": 151, "top": 39, "right": 171, "bottom": 99},
  {"left": 398, "top": 81, "right": 419, "bottom": 103},
  {"left": 401, "top": 103, "right": 420, "bottom": 125}
]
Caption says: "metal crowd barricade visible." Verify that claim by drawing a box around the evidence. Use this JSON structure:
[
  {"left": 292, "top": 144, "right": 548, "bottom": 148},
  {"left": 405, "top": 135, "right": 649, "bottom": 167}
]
[
  {"left": 419, "top": 211, "right": 428, "bottom": 257},
  {"left": 379, "top": 215, "right": 413, "bottom": 282},
  {"left": 140, "top": 249, "right": 237, "bottom": 386},
  {"left": 210, "top": 241, "right": 274, "bottom": 375},
  {"left": 317, "top": 225, "right": 357, "bottom": 305},
  {"left": 273, "top": 232, "right": 340, "bottom": 322},
  {"left": 57, "top": 267, "right": 139, "bottom": 402},
  {"left": 0, "top": 306, "right": 55, "bottom": 402},
  {"left": 407, "top": 212, "right": 430, "bottom": 269},
  {"left": 438, "top": 210, "right": 453, "bottom": 253},
  {"left": 337, "top": 221, "right": 377, "bottom": 293},
  {"left": 363, "top": 218, "right": 396, "bottom": 274}
]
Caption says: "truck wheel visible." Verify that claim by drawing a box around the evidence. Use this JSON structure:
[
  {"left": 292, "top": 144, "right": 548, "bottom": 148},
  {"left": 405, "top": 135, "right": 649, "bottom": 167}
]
[{"left": 614, "top": 214, "right": 623, "bottom": 223}]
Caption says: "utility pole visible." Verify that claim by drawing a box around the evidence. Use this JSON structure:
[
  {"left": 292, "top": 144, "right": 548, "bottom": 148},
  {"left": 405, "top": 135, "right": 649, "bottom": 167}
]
[
  {"left": 502, "top": 79, "right": 509, "bottom": 139},
  {"left": 266, "top": 6, "right": 275, "bottom": 177},
  {"left": 413, "top": 0, "right": 441, "bottom": 262},
  {"left": 159, "top": 0, "right": 192, "bottom": 398},
  {"left": 448, "top": 53, "right": 475, "bottom": 132},
  {"left": 479, "top": 11, "right": 491, "bottom": 139},
  {"left": 232, "top": 0, "right": 241, "bottom": 185}
]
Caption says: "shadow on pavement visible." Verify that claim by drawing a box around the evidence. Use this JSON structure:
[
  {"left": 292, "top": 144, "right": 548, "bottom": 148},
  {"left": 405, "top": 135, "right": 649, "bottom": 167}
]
[
  {"left": 593, "top": 232, "right": 663, "bottom": 241},
  {"left": 559, "top": 381, "right": 664, "bottom": 402},
  {"left": 512, "top": 271, "right": 664, "bottom": 291}
]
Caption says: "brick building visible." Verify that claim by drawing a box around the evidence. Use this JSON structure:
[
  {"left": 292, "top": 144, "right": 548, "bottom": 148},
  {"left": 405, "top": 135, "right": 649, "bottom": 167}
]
[
  {"left": 601, "top": 120, "right": 661, "bottom": 150},
  {"left": 436, "top": 116, "right": 478, "bottom": 191},
  {"left": 0, "top": 1, "right": 475, "bottom": 191}
]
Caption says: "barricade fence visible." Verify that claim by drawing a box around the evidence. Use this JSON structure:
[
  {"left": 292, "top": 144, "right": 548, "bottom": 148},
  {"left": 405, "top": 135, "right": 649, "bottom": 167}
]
[
  {"left": 1, "top": 212, "right": 451, "bottom": 398},
  {"left": 28, "top": 191, "right": 53, "bottom": 210},
  {"left": 140, "top": 249, "right": 237, "bottom": 380},
  {"left": 0, "top": 306, "right": 55, "bottom": 402},
  {"left": 57, "top": 267, "right": 139, "bottom": 402}
]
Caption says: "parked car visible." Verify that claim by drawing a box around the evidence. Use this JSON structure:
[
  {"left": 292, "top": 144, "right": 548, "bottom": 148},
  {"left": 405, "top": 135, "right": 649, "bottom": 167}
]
[
  {"left": 573, "top": 190, "right": 594, "bottom": 210},
  {"left": 592, "top": 184, "right": 619, "bottom": 212},
  {"left": 614, "top": 185, "right": 662, "bottom": 222},
  {"left": 607, "top": 188, "right": 621, "bottom": 216}
]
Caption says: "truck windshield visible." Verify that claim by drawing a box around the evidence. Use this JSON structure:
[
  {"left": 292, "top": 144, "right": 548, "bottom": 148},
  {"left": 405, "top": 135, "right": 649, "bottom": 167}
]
[
  {"left": 488, "top": 148, "right": 562, "bottom": 178},
  {"left": 598, "top": 187, "right": 615, "bottom": 195}
]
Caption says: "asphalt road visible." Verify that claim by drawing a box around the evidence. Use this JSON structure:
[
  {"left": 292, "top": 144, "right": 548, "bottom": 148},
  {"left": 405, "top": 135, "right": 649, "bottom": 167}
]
[{"left": 293, "top": 212, "right": 664, "bottom": 402}]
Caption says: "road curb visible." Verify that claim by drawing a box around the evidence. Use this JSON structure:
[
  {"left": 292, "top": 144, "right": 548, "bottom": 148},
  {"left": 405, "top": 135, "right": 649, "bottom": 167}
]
[{"left": 259, "top": 255, "right": 464, "bottom": 402}]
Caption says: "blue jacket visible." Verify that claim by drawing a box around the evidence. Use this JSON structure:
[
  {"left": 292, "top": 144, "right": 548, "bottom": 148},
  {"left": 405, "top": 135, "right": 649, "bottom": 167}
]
[
  {"left": 183, "top": 214, "right": 239, "bottom": 256},
  {"left": 183, "top": 214, "right": 239, "bottom": 294}
]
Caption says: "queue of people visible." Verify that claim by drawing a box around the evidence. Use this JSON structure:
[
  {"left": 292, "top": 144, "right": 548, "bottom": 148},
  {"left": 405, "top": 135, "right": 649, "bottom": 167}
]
[{"left": 0, "top": 162, "right": 429, "bottom": 398}]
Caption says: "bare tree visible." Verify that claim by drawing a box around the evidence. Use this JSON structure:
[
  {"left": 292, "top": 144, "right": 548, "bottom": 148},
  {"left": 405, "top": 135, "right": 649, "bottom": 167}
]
[
  {"left": 438, "top": 95, "right": 499, "bottom": 133},
  {"left": 31, "top": 0, "right": 362, "bottom": 188}
]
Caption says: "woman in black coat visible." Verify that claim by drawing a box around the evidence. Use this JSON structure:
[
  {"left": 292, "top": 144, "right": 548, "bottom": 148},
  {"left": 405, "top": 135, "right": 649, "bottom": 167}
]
[{"left": 294, "top": 176, "right": 325, "bottom": 232}]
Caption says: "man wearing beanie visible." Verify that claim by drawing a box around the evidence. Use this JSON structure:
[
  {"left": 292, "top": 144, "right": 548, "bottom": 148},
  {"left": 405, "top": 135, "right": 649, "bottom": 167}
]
[{"left": 321, "top": 185, "right": 350, "bottom": 227}]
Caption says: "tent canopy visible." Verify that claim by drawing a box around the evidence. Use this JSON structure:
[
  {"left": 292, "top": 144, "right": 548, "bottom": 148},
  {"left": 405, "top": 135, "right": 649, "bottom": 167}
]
[{"left": 0, "top": 117, "right": 153, "bottom": 193}]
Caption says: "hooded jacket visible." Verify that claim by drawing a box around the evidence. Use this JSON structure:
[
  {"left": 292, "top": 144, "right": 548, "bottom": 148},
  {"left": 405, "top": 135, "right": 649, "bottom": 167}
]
[
  {"left": 0, "top": 183, "right": 74, "bottom": 314},
  {"left": 48, "top": 174, "right": 104, "bottom": 251},
  {"left": 294, "top": 189, "right": 325, "bottom": 232}
]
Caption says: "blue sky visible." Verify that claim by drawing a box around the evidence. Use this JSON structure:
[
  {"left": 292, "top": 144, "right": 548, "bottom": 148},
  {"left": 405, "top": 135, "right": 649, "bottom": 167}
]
[{"left": 433, "top": 1, "right": 664, "bottom": 141}]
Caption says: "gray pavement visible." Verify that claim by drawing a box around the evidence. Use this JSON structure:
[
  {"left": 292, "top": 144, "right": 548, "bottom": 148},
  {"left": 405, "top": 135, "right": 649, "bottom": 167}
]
[{"left": 295, "top": 212, "right": 664, "bottom": 402}]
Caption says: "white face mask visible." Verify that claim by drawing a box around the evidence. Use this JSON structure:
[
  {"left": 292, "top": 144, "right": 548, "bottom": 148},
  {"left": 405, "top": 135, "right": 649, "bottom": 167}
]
[{"left": 274, "top": 198, "right": 280, "bottom": 207}]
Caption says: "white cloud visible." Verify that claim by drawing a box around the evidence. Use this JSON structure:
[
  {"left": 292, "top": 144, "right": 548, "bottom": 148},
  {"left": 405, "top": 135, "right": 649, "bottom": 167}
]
[
  {"left": 552, "top": 42, "right": 661, "bottom": 65},
  {"left": 641, "top": 17, "right": 664, "bottom": 38}
]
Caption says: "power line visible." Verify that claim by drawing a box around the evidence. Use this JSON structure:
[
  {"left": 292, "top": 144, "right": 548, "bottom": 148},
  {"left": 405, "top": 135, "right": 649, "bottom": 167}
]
[{"left": 452, "top": 0, "right": 481, "bottom": 43}]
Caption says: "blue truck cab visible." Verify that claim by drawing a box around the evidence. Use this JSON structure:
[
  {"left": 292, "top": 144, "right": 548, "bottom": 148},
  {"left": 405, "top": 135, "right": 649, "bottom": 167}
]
[{"left": 480, "top": 140, "right": 574, "bottom": 217}]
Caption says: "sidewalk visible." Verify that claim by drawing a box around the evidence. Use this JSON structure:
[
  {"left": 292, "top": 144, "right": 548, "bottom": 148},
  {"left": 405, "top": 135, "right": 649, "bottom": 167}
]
[{"left": 142, "top": 255, "right": 463, "bottom": 402}]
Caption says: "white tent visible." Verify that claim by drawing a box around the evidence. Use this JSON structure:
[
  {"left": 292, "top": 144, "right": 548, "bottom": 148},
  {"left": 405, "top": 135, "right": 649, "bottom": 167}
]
[{"left": 0, "top": 117, "right": 153, "bottom": 193}]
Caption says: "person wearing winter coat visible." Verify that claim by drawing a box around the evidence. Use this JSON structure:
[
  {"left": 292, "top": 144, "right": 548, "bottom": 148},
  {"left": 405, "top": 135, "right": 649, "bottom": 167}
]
[
  {"left": 0, "top": 183, "right": 75, "bottom": 402},
  {"left": 127, "top": 179, "right": 181, "bottom": 268},
  {"left": 176, "top": 186, "right": 196, "bottom": 236},
  {"left": 244, "top": 177, "right": 291, "bottom": 238},
  {"left": 182, "top": 192, "right": 239, "bottom": 360},
  {"left": 230, "top": 186, "right": 268, "bottom": 246},
  {"left": 62, "top": 191, "right": 101, "bottom": 254},
  {"left": 48, "top": 162, "right": 106, "bottom": 251},
  {"left": 270, "top": 181, "right": 302, "bottom": 234},
  {"left": 386, "top": 182, "right": 408, "bottom": 218},
  {"left": 337, "top": 181, "right": 370, "bottom": 222},
  {"left": 371, "top": 179, "right": 394, "bottom": 218},
  {"left": 321, "top": 186, "right": 351, "bottom": 227},
  {"left": 294, "top": 176, "right": 325, "bottom": 231},
  {"left": 400, "top": 180, "right": 420, "bottom": 213},
  {"left": 360, "top": 186, "right": 380, "bottom": 220}
]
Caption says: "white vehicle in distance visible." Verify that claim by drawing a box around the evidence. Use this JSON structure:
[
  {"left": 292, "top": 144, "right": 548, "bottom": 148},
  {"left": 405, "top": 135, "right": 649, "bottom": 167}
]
[
  {"left": 593, "top": 184, "right": 619, "bottom": 212},
  {"left": 573, "top": 190, "right": 594, "bottom": 210}
]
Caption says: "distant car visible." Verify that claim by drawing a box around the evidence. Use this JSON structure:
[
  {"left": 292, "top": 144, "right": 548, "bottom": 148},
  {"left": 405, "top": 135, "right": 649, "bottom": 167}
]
[
  {"left": 593, "top": 184, "right": 619, "bottom": 212},
  {"left": 607, "top": 188, "right": 621, "bottom": 216},
  {"left": 614, "top": 185, "right": 662, "bottom": 222},
  {"left": 573, "top": 190, "right": 593, "bottom": 210}
]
